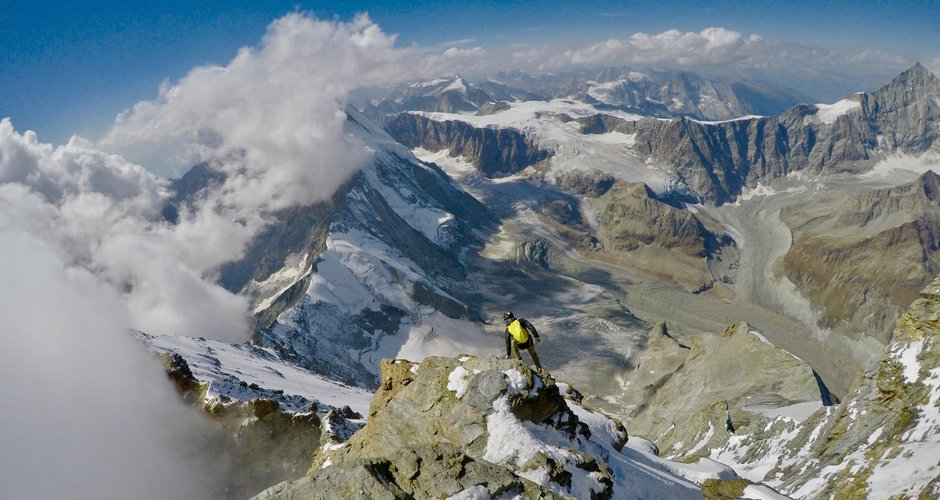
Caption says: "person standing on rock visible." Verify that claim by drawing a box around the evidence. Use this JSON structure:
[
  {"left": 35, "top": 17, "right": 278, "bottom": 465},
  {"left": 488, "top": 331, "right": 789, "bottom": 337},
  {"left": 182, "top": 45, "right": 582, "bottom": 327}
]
[{"left": 503, "top": 311, "right": 543, "bottom": 371}]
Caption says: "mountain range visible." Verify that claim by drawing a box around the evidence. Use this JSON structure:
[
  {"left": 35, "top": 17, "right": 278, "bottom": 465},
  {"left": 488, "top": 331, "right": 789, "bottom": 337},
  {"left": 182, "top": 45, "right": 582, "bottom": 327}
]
[{"left": 144, "top": 63, "right": 940, "bottom": 498}]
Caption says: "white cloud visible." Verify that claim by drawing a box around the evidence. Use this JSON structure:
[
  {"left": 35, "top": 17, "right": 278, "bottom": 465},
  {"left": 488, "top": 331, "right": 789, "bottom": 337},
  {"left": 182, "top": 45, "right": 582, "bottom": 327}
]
[
  {"left": 533, "top": 26, "right": 912, "bottom": 83},
  {"left": 0, "top": 13, "right": 434, "bottom": 497},
  {"left": 100, "top": 13, "right": 404, "bottom": 211},
  {"left": 0, "top": 208, "right": 220, "bottom": 499},
  {"left": 503, "top": 27, "right": 914, "bottom": 99},
  {"left": 928, "top": 57, "right": 940, "bottom": 77}
]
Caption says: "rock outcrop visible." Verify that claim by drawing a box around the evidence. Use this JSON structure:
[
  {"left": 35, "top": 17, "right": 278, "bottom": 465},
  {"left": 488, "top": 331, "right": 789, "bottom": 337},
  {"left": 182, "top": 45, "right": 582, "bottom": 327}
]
[
  {"left": 255, "top": 355, "right": 723, "bottom": 499},
  {"left": 590, "top": 180, "right": 734, "bottom": 291},
  {"left": 385, "top": 113, "right": 552, "bottom": 177},
  {"left": 157, "top": 350, "right": 364, "bottom": 498}
]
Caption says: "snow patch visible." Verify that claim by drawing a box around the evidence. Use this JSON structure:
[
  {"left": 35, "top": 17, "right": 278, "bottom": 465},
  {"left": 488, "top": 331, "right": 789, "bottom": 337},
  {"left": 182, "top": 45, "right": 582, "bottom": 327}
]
[
  {"left": 502, "top": 369, "right": 528, "bottom": 395},
  {"left": 742, "top": 484, "right": 790, "bottom": 499},
  {"left": 862, "top": 152, "right": 940, "bottom": 183},
  {"left": 812, "top": 98, "right": 861, "bottom": 125},
  {"left": 895, "top": 339, "right": 924, "bottom": 383},
  {"left": 138, "top": 333, "right": 372, "bottom": 416},
  {"left": 447, "top": 366, "right": 473, "bottom": 399}
]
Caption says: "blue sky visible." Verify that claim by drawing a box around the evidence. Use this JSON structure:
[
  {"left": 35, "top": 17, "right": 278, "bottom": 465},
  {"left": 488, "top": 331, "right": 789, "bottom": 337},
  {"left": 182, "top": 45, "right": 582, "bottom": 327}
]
[{"left": 2, "top": 0, "right": 938, "bottom": 144}]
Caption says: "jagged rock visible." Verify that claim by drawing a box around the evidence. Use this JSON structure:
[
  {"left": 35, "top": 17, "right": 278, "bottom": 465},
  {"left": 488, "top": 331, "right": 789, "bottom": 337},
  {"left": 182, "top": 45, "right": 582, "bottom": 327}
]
[
  {"left": 578, "top": 64, "right": 939, "bottom": 203},
  {"left": 385, "top": 113, "right": 551, "bottom": 177},
  {"left": 695, "top": 274, "right": 940, "bottom": 498},
  {"left": 160, "top": 352, "right": 206, "bottom": 405},
  {"left": 255, "top": 355, "right": 651, "bottom": 499}
]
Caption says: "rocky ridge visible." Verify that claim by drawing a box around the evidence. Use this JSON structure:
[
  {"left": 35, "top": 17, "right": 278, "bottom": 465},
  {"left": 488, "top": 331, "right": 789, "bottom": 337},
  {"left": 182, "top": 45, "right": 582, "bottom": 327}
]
[
  {"left": 483, "top": 67, "right": 804, "bottom": 120},
  {"left": 616, "top": 322, "right": 824, "bottom": 456},
  {"left": 660, "top": 275, "right": 940, "bottom": 498},
  {"left": 143, "top": 334, "right": 370, "bottom": 498},
  {"left": 255, "top": 355, "right": 751, "bottom": 499},
  {"left": 579, "top": 63, "right": 940, "bottom": 203}
]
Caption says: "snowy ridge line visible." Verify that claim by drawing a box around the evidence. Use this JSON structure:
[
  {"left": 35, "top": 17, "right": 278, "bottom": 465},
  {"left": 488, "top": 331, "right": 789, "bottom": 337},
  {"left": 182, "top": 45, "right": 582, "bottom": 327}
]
[{"left": 136, "top": 332, "right": 373, "bottom": 416}]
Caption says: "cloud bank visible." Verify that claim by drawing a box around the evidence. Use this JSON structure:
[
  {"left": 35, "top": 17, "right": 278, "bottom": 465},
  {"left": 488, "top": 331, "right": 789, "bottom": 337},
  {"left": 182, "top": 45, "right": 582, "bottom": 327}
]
[{"left": 0, "top": 12, "right": 423, "bottom": 498}]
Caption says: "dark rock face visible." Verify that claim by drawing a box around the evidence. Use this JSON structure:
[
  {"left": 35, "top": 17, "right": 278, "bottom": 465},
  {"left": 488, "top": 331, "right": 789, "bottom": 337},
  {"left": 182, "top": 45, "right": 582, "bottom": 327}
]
[{"left": 385, "top": 113, "right": 551, "bottom": 177}]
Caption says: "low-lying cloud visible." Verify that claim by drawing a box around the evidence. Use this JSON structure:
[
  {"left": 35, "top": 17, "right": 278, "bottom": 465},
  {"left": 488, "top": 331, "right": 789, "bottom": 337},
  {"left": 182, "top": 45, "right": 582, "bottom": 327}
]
[{"left": 0, "top": 12, "right": 430, "bottom": 499}]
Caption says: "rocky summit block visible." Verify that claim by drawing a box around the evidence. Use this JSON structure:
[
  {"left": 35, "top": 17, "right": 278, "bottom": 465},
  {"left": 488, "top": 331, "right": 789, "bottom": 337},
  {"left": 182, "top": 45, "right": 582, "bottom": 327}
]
[{"left": 254, "top": 355, "right": 638, "bottom": 499}]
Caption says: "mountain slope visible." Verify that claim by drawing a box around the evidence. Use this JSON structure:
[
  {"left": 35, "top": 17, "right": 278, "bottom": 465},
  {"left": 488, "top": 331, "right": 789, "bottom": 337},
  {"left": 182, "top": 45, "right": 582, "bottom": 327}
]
[
  {"left": 665, "top": 274, "right": 940, "bottom": 498},
  {"left": 782, "top": 170, "right": 940, "bottom": 344},
  {"left": 245, "top": 109, "right": 500, "bottom": 388}
]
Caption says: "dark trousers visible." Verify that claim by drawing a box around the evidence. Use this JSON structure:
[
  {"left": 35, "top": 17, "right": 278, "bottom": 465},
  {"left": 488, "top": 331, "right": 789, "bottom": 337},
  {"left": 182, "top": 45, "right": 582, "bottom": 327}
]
[{"left": 511, "top": 340, "right": 542, "bottom": 370}]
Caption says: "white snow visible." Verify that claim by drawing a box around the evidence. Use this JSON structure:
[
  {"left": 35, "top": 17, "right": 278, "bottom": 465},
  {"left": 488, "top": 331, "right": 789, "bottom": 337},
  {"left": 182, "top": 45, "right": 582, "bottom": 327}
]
[
  {"left": 322, "top": 442, "right": 347, "bottom": 452},
  {"left": 445, "top": 485, "right": 496, "bottom": 500},
  {"left": 689, "top": 115, "right": 762, "bottom": 125},
  {"left": 895, "top": 339, "right": 924, "bottom": 383},
  {"left": 137, "top": 333, "right": 373, "bottom": 416},
  {"left": 742, "top": 484, "right": 790, "bottom": 499},
  {"left": 412, "top": 100, "right": 678, "bottom": 193},
  {"left": 732, "top": 182, "right": 807, "bottom": 205},
  {"left": 749, "top": 401, "right": 824, "bottom": 423},
  {"left": 686, "top": 422, "right": 715, "bottom": 455},
  {"left": 749, "top": 330, "right": 773, "bottom": 346},
  {"left": 812, "top": 98, "right": 861, "bottom": 125},
  {"left": 483, "top": 396, "right": 606, "bottom": 498},
  {"left": 502, "top": 369, "right": 528, "bottom": 395},
  {"left": 861, "top": 152, "right": 940, "bottom": 184},
  {"left": 867, "top": 367, "right": 940, "bottom": 498},
  {"left": 447, "top": 366, "right": 473, "bottom": 398},
  {"left": 362, "top": 159, "right": 456, "bottom": 246},
  {"left": 413, "top": 147, "right": 478, "bottom": 178}
]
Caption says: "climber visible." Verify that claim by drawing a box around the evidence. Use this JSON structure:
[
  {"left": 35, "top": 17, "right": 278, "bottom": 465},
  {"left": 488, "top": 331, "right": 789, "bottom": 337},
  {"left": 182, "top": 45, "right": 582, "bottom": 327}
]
[{"left": 503, "top": 311, "right": 543, "bottom": 371}]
